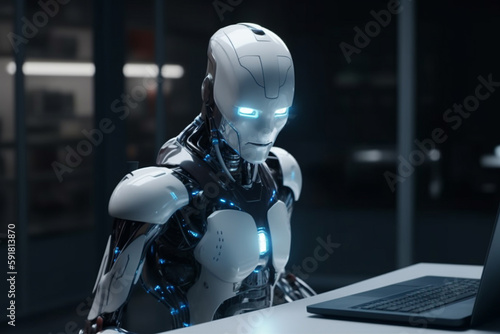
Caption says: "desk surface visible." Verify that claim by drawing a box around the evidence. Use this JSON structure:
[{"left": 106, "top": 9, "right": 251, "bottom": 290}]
[{"left": 167, "top": 263, "right": 500, "bottom": 334}]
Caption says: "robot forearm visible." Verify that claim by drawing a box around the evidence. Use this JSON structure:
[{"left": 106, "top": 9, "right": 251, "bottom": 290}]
[{"left": 85, "top": 219, "right": 162, "bottom": 329}]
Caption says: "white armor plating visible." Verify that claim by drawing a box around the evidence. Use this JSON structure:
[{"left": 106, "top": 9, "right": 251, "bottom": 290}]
[
  {"left": 194, "top": 210, "right": 260, "bottom": 283},
  {"left": 270, "top": 147, "right": 302, "bottom": 200},
  {"left": 187, "top": 201, "right": 291, "bottom": 324},
  {"left": 108, "top": 167, "right": 189, "bottom": 225},
  {"left": 88, "top": 235, "right": 147, "bottom": 320},
  {"left": 267, "top": 201, "right": 291, "bottom": 272}
]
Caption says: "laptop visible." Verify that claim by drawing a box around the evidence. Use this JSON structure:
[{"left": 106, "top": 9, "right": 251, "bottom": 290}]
[{"left": 307, "top": 206, "right": 500, "bottom": 328}]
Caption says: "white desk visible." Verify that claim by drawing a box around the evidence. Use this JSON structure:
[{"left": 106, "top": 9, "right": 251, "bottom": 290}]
[{"left": 167, "top": 263, "right": 500, "bottom": 334}]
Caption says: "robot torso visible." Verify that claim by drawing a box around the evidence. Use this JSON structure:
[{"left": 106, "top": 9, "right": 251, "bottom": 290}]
[{"left": 131, "top": 120, "right": 299, "bottom": 326}]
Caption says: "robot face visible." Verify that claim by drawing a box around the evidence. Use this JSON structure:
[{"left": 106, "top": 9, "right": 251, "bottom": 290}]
[
  {"left": 208, "top": 23, "right": 295, "bottom": 164},
  {"left": 218, "top": 104, "right": 290, "bottom": 164}
]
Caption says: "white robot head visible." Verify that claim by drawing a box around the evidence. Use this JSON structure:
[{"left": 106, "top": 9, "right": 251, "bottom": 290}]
[{"left": 202, "top": 23, "right": 295, "bottom": 164}]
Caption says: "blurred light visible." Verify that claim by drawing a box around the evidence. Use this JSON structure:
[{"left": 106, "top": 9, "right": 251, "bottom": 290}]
[
  {"left": 352, "top": 149, "right": 383, "bottom": 162},
  {"left": 161, "top": 64, "right": 184, "bottom": 79},
  {"left": 495, "top": 145, "right": 500, "bottom": 157},
  {"left": 6, "top": 62, "right": 15, "bottom": 75},
  {"left": 429, "top": 149, "right": 441, "bottom": 161},
  {"left": 477, "top": 147, "right": 500, "bottom": 169},
  {"left": 6, "top": 61, "right": 95, "bottom": 76},
  {"left": 481, "top": 155, "right": 500, "bottom": 168},
  {"left": 429, "top": 179, "right": 442, "bottom": 199},
  {"left": 123, "top": 63, "right": 158, "bottom": 78},
  {"left": 6, "top": 61, "right": 184, "bottom": 79}
]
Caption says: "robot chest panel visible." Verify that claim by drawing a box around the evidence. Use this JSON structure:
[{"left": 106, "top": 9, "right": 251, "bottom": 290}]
[{"left": 194, "top": 200, "right": 291, "bottom": 283}]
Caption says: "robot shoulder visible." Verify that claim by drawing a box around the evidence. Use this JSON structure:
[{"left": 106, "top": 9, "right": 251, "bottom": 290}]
[
  {"left": 269, "top": 147, "right": 302, "bottom": 200},
  {"left": 108, "top": 166, "right": 189, "bottom": 225}
]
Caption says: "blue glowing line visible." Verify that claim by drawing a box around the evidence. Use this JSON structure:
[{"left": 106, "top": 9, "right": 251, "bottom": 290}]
[
  {"left": 270, "top": 189, "right": 276, "bottom": 202},
  {"left": 170, "top": 191, "right": 178, "bottom": 200}
]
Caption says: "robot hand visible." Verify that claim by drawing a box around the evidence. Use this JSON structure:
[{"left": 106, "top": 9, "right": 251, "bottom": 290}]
[
  {"left": 79, "top": 316, "right": 103, "bottom": 334},
  {"left": 78, "top": 317, "right": 103, "bottom": 334},
  {"left": 79, "top": 317, "right": 132, "bottom": 334},
  {"left": 274, "top": 272, "right": 317, "bottom": 304}
]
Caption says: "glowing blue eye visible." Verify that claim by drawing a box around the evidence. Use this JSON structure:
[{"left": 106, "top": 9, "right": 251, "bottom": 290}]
[
  {"left": 275, "top": 107, "right": 288, "bottom": 117},
  {"left": 238, "top": 107, "right": 258, "bottom": 118}
]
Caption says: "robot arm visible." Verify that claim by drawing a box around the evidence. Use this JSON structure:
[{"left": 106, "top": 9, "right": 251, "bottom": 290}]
[
  {"left": 83, "top": 219, "right": 161, "bottom": 333},
  {"left": 266, "top": 147, "right": 316, "bottom": 303},
  {"left": 82, "top": 167, "right": 189, "bottom": 333},
  {"left": 267, "top": 146, "right": 302, "bottom": 213}
]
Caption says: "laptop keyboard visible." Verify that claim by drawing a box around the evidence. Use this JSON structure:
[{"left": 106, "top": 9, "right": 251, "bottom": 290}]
[{"left": 353, "top": 278, "right": 480, "bottom": 314}]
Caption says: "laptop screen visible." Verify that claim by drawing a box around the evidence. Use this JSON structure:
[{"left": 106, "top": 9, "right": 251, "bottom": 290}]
[{"left": 470, "top": 206, "right": 500, "bottom": 326}]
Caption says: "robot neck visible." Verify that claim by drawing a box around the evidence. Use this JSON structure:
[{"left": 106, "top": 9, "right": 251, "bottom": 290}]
[
  {"left": 182, "top": 115, "right": 258, "bottom": 187},
  {"left": 215, "top": 139, "right": 258, "bottom": 187}
]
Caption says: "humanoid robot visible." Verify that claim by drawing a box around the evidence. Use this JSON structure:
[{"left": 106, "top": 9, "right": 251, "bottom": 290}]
[{"left": 81, "top": 23, "right": 314, "bottom": 334}]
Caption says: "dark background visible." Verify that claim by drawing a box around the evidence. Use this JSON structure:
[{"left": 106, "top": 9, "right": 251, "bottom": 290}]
[{"left": 1, "top": 0, "right": 500, "bottom": 333}]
